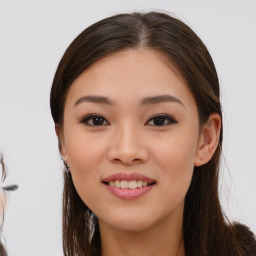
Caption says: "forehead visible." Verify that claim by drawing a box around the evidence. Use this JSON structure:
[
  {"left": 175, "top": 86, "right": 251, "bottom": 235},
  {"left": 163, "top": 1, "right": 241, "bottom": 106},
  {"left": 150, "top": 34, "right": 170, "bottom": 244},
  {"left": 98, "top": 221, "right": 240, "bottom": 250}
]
[{"left": 65, "top": 49, "right": 195, "bottom": 108}]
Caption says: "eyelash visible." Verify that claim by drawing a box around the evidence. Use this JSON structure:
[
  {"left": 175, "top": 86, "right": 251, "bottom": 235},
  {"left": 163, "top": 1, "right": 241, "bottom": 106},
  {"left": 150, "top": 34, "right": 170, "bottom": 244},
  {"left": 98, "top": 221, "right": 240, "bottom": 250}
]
[
  {"left": 81, "top": 114, "right": 109, "bottom": 126},
  {"left": 80, "top": 113, "right": 177, "bottom": 127},
  {"left": 147, "top": 114, "right": 178, "bottom": 126}
]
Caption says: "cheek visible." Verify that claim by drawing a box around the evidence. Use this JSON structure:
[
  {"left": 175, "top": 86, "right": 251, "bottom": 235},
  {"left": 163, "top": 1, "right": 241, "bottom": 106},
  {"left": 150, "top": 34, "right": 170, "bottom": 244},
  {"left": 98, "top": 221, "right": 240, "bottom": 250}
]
[
  {"left": 64, "top": 132, "right": 106, "bottom": 201},
  {"left": 155, "top": 132, "right": 198, "bottom": 171},
  {"left": 153, "top": 131, "right": 198, "bottom": 196},
  {"left": 66, "top": 130, "right": 105, "bottom": 170}
]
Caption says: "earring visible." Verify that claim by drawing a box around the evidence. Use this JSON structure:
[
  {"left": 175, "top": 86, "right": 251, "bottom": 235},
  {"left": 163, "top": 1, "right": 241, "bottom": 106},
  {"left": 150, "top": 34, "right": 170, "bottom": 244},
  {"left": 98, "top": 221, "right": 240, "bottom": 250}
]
[{"left": 64, "top": 161, "right": 71, "bottom": 172}]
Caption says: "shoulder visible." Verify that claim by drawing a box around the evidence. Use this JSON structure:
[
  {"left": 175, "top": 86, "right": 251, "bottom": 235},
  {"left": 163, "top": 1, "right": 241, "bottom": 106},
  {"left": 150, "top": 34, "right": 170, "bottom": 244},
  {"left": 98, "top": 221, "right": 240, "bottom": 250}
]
[{"left": 232, "top": 222, "right": 256, "bottom": 256}]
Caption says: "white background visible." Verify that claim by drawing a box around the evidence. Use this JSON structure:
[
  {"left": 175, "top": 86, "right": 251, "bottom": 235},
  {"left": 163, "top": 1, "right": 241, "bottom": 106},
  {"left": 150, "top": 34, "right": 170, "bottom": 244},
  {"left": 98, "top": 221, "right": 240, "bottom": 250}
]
[{"left": 0, "top": 1, "right": 256, "bottom": 255}]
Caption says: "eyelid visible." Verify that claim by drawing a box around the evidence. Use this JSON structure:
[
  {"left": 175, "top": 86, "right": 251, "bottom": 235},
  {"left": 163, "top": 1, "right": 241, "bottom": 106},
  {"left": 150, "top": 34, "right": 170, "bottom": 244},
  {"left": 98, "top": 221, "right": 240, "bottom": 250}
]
[
  {"left": 146, "top": 113, "right": 178, "bottom": 126},
  {"left": 79, "top": 113, "right": 177, "bottom": 126},
  {"left": 80, "top": 113, "right": 109, "bottom": 126}
]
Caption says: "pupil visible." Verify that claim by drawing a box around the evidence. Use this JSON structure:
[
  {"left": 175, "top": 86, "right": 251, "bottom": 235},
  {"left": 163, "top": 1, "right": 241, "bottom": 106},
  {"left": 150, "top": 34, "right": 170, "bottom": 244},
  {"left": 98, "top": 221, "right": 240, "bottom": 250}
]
[
  {"left": 93, "top": 117, "right": 104, "bottom": 125},
  {"left": 154, "top": 117, "right": 164, "bottom": 126}
]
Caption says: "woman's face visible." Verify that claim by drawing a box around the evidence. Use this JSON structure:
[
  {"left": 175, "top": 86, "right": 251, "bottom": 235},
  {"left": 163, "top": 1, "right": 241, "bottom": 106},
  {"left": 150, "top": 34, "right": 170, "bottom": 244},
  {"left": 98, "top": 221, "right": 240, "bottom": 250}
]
[{"left": 60, "top": 49, "right": 203, "bottom": 232}]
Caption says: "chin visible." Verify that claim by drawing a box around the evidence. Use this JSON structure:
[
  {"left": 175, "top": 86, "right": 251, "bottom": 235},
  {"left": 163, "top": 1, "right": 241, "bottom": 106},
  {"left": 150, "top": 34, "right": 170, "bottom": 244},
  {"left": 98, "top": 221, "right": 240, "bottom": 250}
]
[{"left": 99, "top": 211, "right": 157, "bottom": 232}]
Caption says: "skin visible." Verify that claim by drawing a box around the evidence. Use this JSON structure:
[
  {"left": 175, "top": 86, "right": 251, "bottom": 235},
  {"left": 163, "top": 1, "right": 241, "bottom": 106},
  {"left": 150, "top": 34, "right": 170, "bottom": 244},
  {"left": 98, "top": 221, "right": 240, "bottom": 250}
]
[
  {"left": 0, "top": 189, "right": 6, "bottom": 225},
  {"left": 58, "top": 49, "right": 221, "bottom": 256},
  {"left": 0, "top": 158, "right": 6, "bottom": 227}
]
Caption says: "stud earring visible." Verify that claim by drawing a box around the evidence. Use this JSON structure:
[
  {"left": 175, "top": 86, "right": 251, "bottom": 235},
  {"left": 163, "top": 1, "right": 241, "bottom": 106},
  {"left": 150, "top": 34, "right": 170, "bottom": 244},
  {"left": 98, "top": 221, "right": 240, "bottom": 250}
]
[{"left": 63, "top": 161, "right": 71, "bottom": 172}]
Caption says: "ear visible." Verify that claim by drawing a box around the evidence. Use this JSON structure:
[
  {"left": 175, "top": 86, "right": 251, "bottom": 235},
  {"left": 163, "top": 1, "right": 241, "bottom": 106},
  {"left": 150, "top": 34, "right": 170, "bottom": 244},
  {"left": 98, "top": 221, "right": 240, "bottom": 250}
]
[
  {"left": 194, "top": 113, "right": 221, "bottom": 167},
  {"left": 55, "top": 124, "right": 68, "bottom": 162}
]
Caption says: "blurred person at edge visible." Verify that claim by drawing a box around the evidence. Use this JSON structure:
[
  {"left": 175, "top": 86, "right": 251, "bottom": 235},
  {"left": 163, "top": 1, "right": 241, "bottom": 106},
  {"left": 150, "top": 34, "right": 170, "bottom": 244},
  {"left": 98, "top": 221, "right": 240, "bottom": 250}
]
[{"left": 0, "top": 153, "right": 18, "bottom": 256}]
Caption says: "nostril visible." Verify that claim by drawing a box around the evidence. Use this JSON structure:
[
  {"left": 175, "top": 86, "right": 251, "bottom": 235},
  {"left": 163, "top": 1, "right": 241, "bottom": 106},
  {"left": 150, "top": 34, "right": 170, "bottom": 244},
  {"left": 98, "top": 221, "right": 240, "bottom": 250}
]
[
  {"left": 133, "top": 158, "right": 142, "bottom": 162},
  {"left": 113, "top": 158, "right": 123, "bottom": 163},
  {"left": 108, "top": 148, "right": 149, "bottom": 165},
  {"left": 112, "top": 157, "right": 143, "bottom": 165}
]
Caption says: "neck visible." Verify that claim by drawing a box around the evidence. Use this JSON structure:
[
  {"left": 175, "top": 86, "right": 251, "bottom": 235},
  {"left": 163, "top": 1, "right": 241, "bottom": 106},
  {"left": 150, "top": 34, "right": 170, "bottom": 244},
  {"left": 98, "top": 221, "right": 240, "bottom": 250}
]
[{"left": 99, "top": 210, "right": 185, "bottom": 256}]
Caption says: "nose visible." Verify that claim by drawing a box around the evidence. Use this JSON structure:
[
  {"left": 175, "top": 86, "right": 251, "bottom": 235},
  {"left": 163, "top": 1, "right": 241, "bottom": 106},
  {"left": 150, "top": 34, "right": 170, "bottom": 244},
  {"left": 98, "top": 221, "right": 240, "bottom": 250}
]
[{"left": 107, "top": 123, "right": 149, "bottom": 165}]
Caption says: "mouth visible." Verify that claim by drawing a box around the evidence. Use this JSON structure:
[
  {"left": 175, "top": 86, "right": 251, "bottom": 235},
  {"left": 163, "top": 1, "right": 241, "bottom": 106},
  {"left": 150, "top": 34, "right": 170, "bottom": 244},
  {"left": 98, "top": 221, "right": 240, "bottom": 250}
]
[
  {"left": 102, "top": 180, "right": 156, "bottom": 189},
  {"left": 102, "top": 172, "right": 156, "bottom": 199}
]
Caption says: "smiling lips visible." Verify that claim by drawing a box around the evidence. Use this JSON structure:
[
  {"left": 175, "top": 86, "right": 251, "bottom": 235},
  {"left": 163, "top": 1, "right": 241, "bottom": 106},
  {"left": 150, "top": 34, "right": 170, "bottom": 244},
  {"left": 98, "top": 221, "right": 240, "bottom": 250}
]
[
  {"left": 102, "top": 173, "right": 156, "bottom": 200},
  {"left": 109, "top": 180, "right": 148, "bottom": 189}
]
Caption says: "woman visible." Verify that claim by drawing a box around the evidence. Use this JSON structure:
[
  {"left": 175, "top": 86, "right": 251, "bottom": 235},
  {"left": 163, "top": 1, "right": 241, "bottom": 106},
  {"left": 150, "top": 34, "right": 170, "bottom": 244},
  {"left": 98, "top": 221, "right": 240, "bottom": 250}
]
[
  {"left": 0, "top": 153, "right": 7, "bottom": 256},
  {"left": 0, "top": 153, "right": 18, "bottom": 256},
  {"left": 50, "top": 12, "right": 256, "bottom": 256}
]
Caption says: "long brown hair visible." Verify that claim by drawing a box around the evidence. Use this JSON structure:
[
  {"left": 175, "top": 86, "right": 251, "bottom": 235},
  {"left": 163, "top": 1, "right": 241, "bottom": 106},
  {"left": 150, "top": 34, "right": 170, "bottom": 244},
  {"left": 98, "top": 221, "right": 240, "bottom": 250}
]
[{"left": 50, "top": 12, "right": 255, "bottom": 256}]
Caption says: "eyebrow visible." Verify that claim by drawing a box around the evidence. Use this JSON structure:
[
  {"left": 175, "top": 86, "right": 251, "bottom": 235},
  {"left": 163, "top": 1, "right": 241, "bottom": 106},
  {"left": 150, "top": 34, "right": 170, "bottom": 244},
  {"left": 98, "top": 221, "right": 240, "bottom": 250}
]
[
  {"left": 141, "top": 95, "right": 184, "bottom": 106},
  {"left": 74, "top": 94, "right": 184, "bottom": 107},
  {"left": 74, "top": 95, "right": 115, "bottom": 107}
]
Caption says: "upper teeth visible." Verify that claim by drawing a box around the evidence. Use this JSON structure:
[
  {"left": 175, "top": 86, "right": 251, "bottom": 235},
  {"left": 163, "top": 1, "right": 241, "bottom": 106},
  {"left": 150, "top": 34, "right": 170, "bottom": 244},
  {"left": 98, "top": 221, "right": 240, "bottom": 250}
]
[{"left": 109, "top": 180, "right": 148, "bottom": 189}]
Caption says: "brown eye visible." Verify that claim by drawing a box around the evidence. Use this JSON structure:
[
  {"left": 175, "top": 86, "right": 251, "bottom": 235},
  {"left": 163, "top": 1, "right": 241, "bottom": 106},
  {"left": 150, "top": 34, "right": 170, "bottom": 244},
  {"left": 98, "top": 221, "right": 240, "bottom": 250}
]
[
  {"left": 146, "top": 114, "right": 177, "bottom": 126},
  {"left": 81, "top": 114, "right": 109, "bottom": 126}
]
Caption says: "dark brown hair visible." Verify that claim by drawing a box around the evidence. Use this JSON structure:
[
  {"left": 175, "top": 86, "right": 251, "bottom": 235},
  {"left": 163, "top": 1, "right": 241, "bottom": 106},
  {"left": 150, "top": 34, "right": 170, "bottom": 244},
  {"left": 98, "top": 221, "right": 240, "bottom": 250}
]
[
  {"left": 0, "top": 154, "right": 6, "bottom": 183},
  {"left": 50, "top": 12, "right": 256, "bottom": 256}
]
